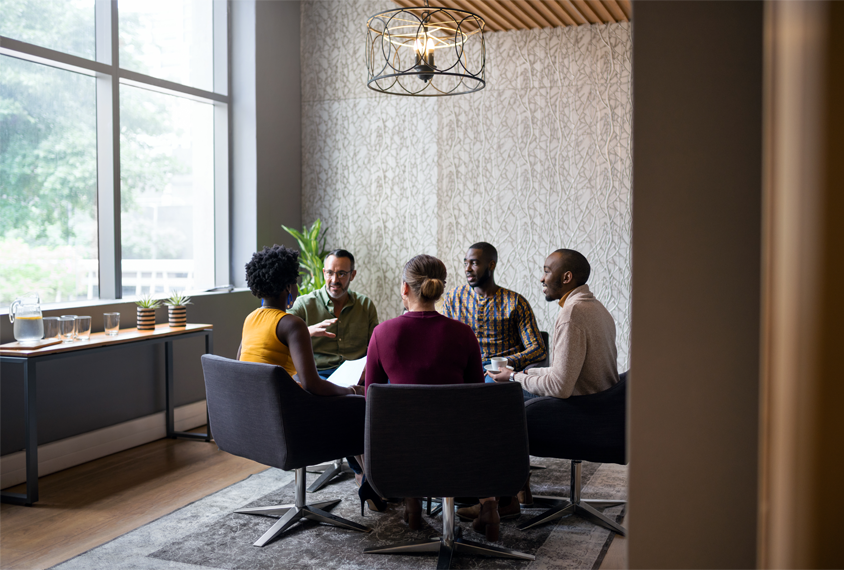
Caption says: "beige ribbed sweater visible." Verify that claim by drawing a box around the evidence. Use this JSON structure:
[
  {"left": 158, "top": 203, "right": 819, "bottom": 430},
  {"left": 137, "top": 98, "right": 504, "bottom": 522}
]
[{"left": 515, "top": 284, "right": 619, "bottom": 398}]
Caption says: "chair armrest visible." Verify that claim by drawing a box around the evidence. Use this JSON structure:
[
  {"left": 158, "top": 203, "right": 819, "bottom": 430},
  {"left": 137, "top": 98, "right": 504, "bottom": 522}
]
[{"left": 281, "top": 394, "right": 367, "bottom": 469}]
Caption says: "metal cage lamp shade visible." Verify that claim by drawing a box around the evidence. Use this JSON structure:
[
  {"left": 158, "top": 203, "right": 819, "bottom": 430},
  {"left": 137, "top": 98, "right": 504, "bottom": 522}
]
[{"left": 366, "top": 1, "right": 486, "bottom": 96}]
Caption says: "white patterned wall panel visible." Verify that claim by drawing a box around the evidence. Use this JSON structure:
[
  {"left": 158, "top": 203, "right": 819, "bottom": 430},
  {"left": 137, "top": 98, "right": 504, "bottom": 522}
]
[
  {"left": 439, "top": 24, "right": 632, "bottom": 368},
  {"left": 302, "top": 0, "right": 392, "bottom": 102},
  {"left": 302, "top": 1, "right": 632, "bottom": 367},
  {"left": 302, "top": 95, "right": 438, "bottom": 320}
]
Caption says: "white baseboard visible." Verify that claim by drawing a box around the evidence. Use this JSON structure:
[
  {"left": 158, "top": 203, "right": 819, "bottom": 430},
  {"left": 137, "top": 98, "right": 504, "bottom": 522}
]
[{"left": 0, "top": 400, "right": 208, "bottom": 490}]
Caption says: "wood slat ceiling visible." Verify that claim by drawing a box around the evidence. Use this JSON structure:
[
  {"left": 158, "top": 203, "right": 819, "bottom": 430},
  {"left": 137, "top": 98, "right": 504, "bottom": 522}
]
[{"left": 390, "top": 0, "right": 631, "bottom": 32}]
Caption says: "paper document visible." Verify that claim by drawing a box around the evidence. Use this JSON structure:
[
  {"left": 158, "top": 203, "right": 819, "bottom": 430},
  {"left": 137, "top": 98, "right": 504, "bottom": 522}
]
[{"left": 327, "top": 357, "right": 367, "bottom": 387}]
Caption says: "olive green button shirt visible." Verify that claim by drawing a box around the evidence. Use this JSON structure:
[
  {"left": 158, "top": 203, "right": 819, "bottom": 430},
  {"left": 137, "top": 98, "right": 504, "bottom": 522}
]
[{"left": 287, "top": 286, "right": 379, "bottom": 371}]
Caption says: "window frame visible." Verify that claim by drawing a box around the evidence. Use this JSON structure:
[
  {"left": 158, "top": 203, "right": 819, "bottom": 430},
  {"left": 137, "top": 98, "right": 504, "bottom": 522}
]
[{"left": 0, "top": 0, "right": 230, "bottom": 301}]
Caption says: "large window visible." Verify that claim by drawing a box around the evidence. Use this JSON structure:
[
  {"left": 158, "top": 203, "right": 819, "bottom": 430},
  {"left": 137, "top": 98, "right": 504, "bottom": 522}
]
[
  {"left": 0, "top": 0, "right": 228, "bottom": 307},
  {"left": 0, "top": 57, "right": 98, "bottom": 304},
  {"left": 120, "top": 86, "right": 215, "bottom": 296}
]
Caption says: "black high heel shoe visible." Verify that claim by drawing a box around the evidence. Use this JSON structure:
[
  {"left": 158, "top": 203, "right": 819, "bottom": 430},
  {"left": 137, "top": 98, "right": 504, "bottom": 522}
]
[{"left": 358, "top": 476, "right": 387, "bottom": 515}]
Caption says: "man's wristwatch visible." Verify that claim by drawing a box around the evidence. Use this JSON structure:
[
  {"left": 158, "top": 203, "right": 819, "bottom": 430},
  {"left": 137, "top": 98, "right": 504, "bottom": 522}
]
[{"left": 509, "top": 370, "right": 516, "bottom": 382}]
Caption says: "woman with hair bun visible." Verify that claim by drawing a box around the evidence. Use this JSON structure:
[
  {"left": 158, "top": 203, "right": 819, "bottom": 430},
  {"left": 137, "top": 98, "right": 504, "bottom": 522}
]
[
  {"left": 237, "top": 244, "right": 363, "bottom": 398},
  {"left": 363, "top": 254, "right": 484, "bottom": 530}
]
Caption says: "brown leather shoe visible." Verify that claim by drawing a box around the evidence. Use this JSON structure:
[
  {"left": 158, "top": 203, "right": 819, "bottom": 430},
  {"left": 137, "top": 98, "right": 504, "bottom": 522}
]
[
  {"left": 456, "top": 502, "right": 481, "bottom": 521},
  {"left": 472, "top": 499, "right": 501, "bottom": 541},
  {"left": 517, "top": 473, "right": 533, "bottom": 507},
  {"left": 456, "top": 497, "right": 520, "bottom": 521},
  {"left": 403, "top": 498, "right": 422, "bottom": 530}
]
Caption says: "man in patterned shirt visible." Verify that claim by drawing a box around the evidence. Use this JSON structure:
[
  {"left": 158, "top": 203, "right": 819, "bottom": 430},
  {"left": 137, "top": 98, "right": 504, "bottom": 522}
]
[{"left": 443, "top": 242, "right": 547, "bottom": 377}]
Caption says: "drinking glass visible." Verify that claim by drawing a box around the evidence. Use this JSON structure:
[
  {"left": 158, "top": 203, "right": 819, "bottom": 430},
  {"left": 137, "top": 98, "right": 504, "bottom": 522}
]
[
  {"left": 104, "top": 312, "right": 120, "bottom": 336},
  {"left": 60, "top": 315, "right": 78, "bottom": 338},
  {"left": 42, "top": 317, "right": 60, "bottom": 339},
  {"left": 59, "top": 316, "right": 76, "bottom": 343},
  {"left": 75, "top": 316, "right": 92, "bottom": 340}
]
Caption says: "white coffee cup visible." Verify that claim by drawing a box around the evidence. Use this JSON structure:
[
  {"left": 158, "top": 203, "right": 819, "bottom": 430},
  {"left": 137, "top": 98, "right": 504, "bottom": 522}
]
[{"left": 490, "top": 357, "right": 508, "bottom": 371}]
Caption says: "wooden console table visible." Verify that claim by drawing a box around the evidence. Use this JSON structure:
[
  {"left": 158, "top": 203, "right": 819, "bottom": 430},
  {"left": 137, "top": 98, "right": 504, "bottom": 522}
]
[{"left": 0, "top": 323, "right": 214, "bottom": 506}]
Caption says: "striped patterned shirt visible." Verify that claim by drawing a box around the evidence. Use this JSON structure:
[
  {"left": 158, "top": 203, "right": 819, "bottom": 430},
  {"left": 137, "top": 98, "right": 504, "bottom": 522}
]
[{"left": 443, "top": 284, "right": 547, "bottom": 371}]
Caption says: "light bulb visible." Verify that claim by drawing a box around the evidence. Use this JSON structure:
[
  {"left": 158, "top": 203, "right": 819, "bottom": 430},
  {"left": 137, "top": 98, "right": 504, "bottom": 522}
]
[
  {"left": 414, "top": 36, "right": 436, "bottom": 55},
  {"left": 413, "top": 32, "right": 436, "bottom": 82}
]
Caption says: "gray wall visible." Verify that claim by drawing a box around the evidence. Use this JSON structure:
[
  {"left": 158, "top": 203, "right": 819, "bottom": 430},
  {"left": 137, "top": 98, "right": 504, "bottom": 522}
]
[
  {"left": 231, "top": 0, "right": 302, "bottom": 288},
  {"left": 628, "top": 2, "right": 763, "bottom": 567},
  {"left": 255, "top": 0, "right": 301, "bottom": 254}
]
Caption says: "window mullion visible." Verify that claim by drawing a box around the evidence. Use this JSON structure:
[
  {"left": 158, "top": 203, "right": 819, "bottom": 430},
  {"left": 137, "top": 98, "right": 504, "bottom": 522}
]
[
  {"left": 213, "top": 0, "right": 230, "bottom": 287},
  {"left": 94, "top": 0, "right": 121, "bottom": 299}
]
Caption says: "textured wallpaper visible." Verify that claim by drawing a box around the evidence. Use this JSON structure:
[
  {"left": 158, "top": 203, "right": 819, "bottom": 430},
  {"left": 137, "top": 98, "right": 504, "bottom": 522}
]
[{"left": 301, "top": 1, "right": 632, "bottom": 368}]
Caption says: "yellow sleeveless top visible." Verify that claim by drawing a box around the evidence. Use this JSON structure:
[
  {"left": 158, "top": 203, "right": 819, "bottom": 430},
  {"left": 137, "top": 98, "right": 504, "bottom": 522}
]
[{"left": 239, "top": 308, "right": 297, "bottom": 378}]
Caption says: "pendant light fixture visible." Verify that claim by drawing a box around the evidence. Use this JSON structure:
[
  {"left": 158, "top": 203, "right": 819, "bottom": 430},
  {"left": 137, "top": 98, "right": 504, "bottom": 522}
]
[{"left": 366, "top": 0, "right": 486, "bottom": 96}]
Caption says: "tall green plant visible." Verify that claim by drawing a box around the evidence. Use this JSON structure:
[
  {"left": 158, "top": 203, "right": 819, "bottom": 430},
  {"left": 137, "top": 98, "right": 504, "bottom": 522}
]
[{"left": 281, "top": 219, "right": 328, "bottom": 295}]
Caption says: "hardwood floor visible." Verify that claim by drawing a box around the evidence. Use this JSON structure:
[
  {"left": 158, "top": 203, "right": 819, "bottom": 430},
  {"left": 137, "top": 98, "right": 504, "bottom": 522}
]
[
  {"left": 0, "top": 428, "right": 265, "bottom": 570},
  {"left": 601, "top": 533, "right": 627, "bottom": 569},
  {"left": 0, "top": 430, "right": 627, "bottom": 569}
]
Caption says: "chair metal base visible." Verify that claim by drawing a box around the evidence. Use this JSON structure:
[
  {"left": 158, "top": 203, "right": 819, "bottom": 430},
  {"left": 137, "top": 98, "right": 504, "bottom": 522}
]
[
  {"left": 425, "top": 497, "right": 443, "bottom": 517},
  {"left": 424, "top": 496, "right": 485, "bottom": 518},
  {"left": 306, "top": 458, "right": 356, "bottom": 492},
  {"left": 365, "top": 498, "right": 534, "bottom": 569},
  {"left": 518, "top": 460, "right": 626, "bottom": 536},
  {"left": 235, "top": 467, "right": 370, "bottom": 547}
]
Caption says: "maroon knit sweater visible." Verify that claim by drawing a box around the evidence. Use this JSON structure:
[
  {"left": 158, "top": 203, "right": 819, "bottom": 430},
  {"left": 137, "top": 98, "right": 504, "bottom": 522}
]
[{"left": 365, "top": 311, "right": 484, "bottom": 395}]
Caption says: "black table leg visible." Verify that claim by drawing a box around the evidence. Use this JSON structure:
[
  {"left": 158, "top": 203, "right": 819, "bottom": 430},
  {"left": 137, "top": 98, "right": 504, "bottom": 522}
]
[
  {"left": 25, "top": 359, "right": 38, "bottom": 503},
  {"left": 1, "top": 359, "right": 39, "bottom": 506},
  {"left": 165, "top": 340, "right": 175, "bottom": 438},
  {"left": 169, "top": 331, "right": 211, "bottom": 441}
]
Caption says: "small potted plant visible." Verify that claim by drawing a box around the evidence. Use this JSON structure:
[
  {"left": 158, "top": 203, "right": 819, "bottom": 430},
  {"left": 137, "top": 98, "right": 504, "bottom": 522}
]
[
  {"left": 135, "top": 295, "right": 161, "bottom": 331},
  {"left": 164, "top": 291, "right": 192, "bottom": 328}
]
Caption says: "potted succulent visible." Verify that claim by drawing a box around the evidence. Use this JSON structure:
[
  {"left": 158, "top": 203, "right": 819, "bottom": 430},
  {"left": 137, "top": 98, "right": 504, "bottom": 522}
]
[
  {"left": 135, "top": 295, "right": 161, "bottom": 331},
  {"left": 164, "top": 291, "right": 192, "bottom": 328}
]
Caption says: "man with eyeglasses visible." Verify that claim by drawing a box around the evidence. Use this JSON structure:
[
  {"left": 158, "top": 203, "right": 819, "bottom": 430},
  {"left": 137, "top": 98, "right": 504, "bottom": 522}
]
[{"left": 287, "top": 249, "right": 379, "bottom": 380}]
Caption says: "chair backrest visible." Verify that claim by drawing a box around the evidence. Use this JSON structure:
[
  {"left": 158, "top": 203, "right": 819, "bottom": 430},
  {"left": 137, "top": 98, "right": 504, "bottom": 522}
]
[
  {"left": 524, "top": 372, "right": 627, "bottom": 465},
  {"left": 201, "top": 354, "right": 366, "bottom": 471},
  {"left": 539, "top": 331, "right": 550, "bottom": 367},
  {"left": 201, "top": 354, "right": 304, "bottom": 469},
  {"left": 365, "top": 382, "right": 529, "bottom": 499}
]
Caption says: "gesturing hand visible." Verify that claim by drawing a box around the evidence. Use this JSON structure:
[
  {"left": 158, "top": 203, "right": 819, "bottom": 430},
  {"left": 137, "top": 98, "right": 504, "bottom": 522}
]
[{"left": 308, "top": 318, "right": 338, "bottom": 338}]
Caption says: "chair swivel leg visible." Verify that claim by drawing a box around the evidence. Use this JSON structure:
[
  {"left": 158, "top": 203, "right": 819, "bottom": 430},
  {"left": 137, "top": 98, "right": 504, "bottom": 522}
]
[
  {"left": 518, "top": 460, "right": 626, "bottom": 536},
  {"left": 306, "top": 458, "right": 355, "bottom": 493},
  {"left": 365, "top": 497, "right": 535, "bottom": 570},
  {"left": 236, "top": 467, "right": 370, "bottom": 547}
]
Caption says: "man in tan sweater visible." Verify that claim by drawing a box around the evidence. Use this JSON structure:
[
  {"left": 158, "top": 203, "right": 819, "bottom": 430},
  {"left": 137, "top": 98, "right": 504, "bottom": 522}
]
[
  {"left": 460, "top": 249, "right": 620, "bottom": 524},
  {"left": 486, "top": 248, "right": 619, "bottom": 399}
]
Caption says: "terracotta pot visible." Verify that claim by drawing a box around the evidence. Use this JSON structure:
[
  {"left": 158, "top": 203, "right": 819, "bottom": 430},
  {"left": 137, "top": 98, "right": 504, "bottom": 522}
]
[
  {"left": 136, "top": 307, "right": 156, "bottom": 331},
  {"left": 168, "top": 305, "right": 187, "bottom": 328}
]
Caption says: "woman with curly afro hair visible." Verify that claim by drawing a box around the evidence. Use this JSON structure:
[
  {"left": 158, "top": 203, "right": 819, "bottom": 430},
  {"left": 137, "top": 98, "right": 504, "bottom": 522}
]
[{"left": 237, "top": 244, "right": 364, "bottom": 397}]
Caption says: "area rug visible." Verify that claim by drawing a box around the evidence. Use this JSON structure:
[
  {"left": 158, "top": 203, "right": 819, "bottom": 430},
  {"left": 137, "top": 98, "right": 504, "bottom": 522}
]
[{"left": 51, "top": 457, "right": 626, "bottom": 570}]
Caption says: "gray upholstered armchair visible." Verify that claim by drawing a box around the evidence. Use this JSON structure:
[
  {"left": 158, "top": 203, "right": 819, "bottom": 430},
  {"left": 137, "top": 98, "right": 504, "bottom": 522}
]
[
  {"left": 518, "top": 371, "right": 628, "bottom": 535},
  {"left": 200, "top": 354, "right": 370, "bottom": 547},
  {"left": 523, "top": 330, "right": 550, "bottom": 371},
  {"left": 363, "top": 382, "right": 535, "bottom": 568}
]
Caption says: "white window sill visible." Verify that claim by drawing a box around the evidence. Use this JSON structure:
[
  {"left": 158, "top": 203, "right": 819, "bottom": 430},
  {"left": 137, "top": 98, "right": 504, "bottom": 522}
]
[{"left": 1, "top": 288, "right": 251, "bottom": 316}]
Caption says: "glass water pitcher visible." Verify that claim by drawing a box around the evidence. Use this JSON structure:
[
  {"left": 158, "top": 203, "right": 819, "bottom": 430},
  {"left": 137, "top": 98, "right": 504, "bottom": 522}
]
[{"left": 9, "top": 293, "right": 44, "bottom": 342}]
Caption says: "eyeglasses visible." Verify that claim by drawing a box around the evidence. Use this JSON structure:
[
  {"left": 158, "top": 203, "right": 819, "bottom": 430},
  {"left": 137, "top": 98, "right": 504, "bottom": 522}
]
[{"left": 323, "top": 270, "right": 351, "bottom": 278}]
